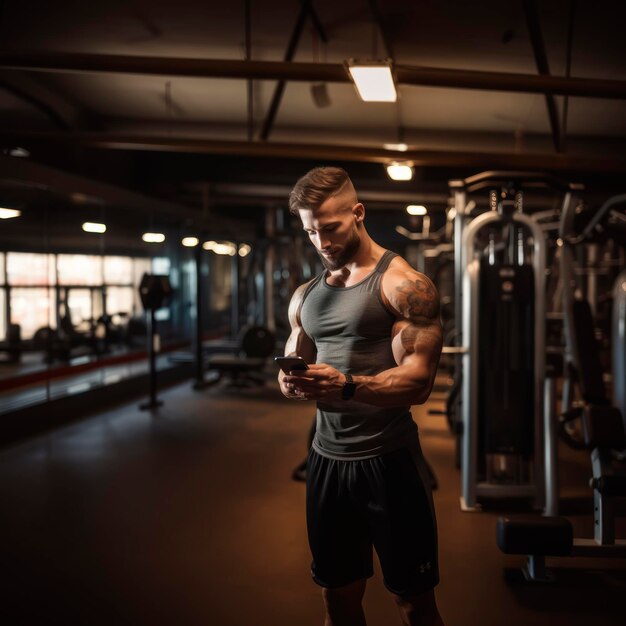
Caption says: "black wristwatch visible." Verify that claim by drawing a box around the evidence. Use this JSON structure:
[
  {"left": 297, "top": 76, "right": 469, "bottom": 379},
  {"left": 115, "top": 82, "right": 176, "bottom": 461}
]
[{"left": 341, "top": 373, "right": 357, "bottom": 400}]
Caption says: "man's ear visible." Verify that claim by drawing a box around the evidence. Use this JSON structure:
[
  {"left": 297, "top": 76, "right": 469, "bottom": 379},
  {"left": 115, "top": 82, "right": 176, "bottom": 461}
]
[{"left": 353, "top": 203, "right": 365, "bottom": 223}]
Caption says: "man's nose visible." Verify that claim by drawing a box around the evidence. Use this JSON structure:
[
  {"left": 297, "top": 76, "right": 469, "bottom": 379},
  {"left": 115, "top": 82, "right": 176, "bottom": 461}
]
[{"left": 318, "top": 234, "right": 331, "bottom": 249}]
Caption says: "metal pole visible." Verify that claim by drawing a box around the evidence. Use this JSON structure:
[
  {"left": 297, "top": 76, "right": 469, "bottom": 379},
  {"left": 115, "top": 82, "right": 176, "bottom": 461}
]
[
  {"left": 231, "top": 244, "right": 240, "bottom": 339},
  {"left": 460, "top": 210, "right": 501, "bottom": 510},
  {"left": 613, "top": 269, "right": 626, "bottom": 427},
  {"left": 192, "top": 244, "right": 209, "bottom": 390},
  {"left": 265, "top": 207, "right": 277, "bottom": 333},
  {"left": 514, "top": 212, "right": 547, "bottom": 511},
  {"left": 149, "top": 308, "right": 157, "bottom": 404},
  {"left": 451, "top": 184, "right": 465, "bottom": 347},
  {"left": 140, "top": 307, "right": 163, "bottom": 410},
  {"left": 543, "top": 374, "right": 559, "bottom": 516}
]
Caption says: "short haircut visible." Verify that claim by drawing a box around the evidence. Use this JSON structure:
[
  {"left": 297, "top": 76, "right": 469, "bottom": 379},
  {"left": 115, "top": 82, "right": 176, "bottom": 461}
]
[{"left": 288, "top": 167, "right": 353, "bottom": 215}]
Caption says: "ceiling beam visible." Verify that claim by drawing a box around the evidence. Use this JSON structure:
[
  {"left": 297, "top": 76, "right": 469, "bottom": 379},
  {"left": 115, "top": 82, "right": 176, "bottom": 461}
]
[
  {"left": 260, "top": 0, "right": 311, "bottom": 141},
  {"left": 368, "top": 0, "right": 394, "bottom": 59},
  {"left": 0, "top": 153, "right": 228, "bottom": 228},
  {"left": 4, "top": 132, "right": 626, "bottom": 173},
  {"left": 0, "top": 71, "right": 80, "bottom": 130},
  {"left": 245, "top": 0, "right": 253, "bottom": 142},
  {"left": 522, "top": 0, "right": 561, "bottom": 152},
  {"left": 209, "top": 183, "right": 449, "bottom": 205},
  {"left": 0, "top": 53, "right": 625, "bottom": 99},
  {"left": 305, "top": 0, "right": 328, "bottom": 43}
]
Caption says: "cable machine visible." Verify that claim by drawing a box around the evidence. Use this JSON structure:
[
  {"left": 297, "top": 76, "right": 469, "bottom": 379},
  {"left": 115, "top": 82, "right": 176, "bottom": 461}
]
[{"left": 450, "top": 171, "right": 583, "bottom": 513}]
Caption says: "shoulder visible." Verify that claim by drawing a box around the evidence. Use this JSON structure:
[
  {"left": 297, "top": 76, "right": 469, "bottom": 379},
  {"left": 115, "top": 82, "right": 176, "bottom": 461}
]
[
  {"left": 381, "top": 258, "right": 440, "bottom": 321},
  {"left": 288, "top": 278, "right": 318, "bottom": 325}
]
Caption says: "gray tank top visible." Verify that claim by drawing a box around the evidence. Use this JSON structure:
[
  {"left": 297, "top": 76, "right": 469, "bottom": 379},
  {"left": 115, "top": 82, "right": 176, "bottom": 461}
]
[{"left": 300, "top": 250, "right": 416, "bottom": 460}]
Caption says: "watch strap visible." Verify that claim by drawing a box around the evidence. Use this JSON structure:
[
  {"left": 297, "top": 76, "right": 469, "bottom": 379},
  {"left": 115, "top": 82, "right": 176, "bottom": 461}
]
[{"left": 341, "top": 373, "right": 356, "bottom": 400}]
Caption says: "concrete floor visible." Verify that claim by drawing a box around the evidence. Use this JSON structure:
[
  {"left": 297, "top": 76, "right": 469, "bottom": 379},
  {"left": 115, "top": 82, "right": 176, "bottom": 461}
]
[{"left": 0, "top": 379, "right": 624, "bottom": 625}]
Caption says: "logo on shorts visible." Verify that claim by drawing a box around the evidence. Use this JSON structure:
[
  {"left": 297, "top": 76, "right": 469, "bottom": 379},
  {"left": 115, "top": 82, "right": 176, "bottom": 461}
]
[{"left": 419, "top": 562, "right": 432, "bottom": 574}]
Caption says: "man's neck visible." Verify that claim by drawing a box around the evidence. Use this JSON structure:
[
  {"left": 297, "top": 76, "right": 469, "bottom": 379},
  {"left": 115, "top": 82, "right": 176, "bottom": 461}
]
[{"left": 327, "top": 234, "right": 384, "bottom": 280}]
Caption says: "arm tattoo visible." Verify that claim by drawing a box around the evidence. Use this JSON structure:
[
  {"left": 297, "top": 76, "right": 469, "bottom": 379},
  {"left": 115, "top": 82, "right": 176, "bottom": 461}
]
[
  {"left": 400, "top": 326, "right": 419, "bottom": 352},
  {"left": 400, "top": 324, "right": 442, "bottom": 356},
  {"left": 396, "top": 277, "right": 439, "bottom": 323}
]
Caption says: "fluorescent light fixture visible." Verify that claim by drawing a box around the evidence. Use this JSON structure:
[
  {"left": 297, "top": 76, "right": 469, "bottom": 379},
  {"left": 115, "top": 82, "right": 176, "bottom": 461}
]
[
  {"left": 406, "top": 205, "right": 427, "bottom": 216},
  {"left": 8, "top": 147, "right": 30, "bottom": 158},
  {"left": 142, "top": 232, "right": 165, "bottom": 243},
  {"left": 383, "top": 142, "right": 409, "bottom": 152},
  {"left": 386, "top": 162, "right": 414, "bottom": 181},
  {"left": 347, "top": 60, "right": 397, "bottom": 102},
  {"left": 238, "top": 243, "right": 252, "bottom": 257},
  {"left": 82, "top": 221, "right": 106, "bottom": 233},
  {"left": 182, "top": 236, "right": 199, "bottom": 247},
  {"left": 0, "top": 207, "right": 21, "bottom": 219}
]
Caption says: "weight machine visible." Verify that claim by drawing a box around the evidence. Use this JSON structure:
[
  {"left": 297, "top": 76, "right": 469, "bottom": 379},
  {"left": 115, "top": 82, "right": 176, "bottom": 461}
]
[{"left": 449, "top": 171, "right": 583, "bottom": 514}]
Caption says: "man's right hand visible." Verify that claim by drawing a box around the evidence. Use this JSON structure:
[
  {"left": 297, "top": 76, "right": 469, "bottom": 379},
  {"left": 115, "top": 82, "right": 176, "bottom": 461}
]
[{"left": 278, "top": 371, "right": 310, "bottom": 401}]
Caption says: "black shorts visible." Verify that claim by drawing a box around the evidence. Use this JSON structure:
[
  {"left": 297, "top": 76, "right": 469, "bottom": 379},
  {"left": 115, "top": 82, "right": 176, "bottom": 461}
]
[{"left": 306, "top": 439, "right": 439, "bottom": 597}]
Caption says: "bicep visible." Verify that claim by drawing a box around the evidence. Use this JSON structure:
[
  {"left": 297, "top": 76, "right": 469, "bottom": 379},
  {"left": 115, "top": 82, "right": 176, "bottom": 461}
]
[
  {"left": 285, "top": 327, "right": 316, "bottom": 362},
  {"left": 387, "top": 270, "right": 442, "bottom": 371},
  {"left": 392, "top": 319, "right": 442, "bottom": 371},
  {"left": 285, "top": 283, "right": 317, "bottom": 362}
]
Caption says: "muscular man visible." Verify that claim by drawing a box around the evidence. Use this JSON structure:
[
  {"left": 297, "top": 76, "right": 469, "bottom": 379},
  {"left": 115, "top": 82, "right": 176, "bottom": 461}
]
[{"left": 278, "top": 167, "right": 445, "bottom": 626}]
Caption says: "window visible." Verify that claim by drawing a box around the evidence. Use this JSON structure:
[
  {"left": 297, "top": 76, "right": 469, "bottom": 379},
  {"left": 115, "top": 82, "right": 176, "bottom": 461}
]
[
  {"left": 0, "top": 289, "right": 5, "bottom": 341},
  {"left": 57, "top": 254, "right": 102, "bottom": 286},
  {"left": 106, "top": 287, "right": 134, "bottom": 316},
  {"left": 152, "top": 257, "right": 170, "bottom": 275},
  {"left": 7, "top": 253, "right": 56, "bottom": 285},
  {"left": 66, "top": 289, "right": 94, "bottom": 326},
  {"left": 104, "top": 256, "right": 133, "bottom": 285},
  {"left": 10, "top": 288, "right": 56, "bottom": 339}
]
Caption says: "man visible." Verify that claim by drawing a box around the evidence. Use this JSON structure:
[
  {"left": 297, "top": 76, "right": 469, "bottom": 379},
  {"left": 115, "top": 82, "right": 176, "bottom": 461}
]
[{"left": 278, "top": 167, "right": 445, "bottom": 626}]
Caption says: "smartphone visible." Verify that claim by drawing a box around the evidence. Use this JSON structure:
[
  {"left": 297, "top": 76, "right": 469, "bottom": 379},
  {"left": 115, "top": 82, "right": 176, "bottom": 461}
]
[{"left": 274, "top": 356, "right": 309, "bottom": 373}]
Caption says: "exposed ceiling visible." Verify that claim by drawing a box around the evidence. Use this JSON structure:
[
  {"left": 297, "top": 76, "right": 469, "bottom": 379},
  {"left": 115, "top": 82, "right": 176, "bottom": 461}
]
[{"left": 0, "top": 0, "right": 625, "bottom": 237}]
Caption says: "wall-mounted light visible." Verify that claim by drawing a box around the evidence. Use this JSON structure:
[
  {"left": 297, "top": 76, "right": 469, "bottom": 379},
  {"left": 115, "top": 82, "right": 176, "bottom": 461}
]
[
  {"left": 406, "top": 205, "right": 427, "bottom": 216},
  {"left": 203, "top": 240, "right": 237, "bottom": 256},
  {"left": 238, "top": 243, "right": 252, "bottom": 257},
  {"left": 142, "top": 232, "right": 165, "bottom": 243},
  {"left": 346, "top": 59, "right": 397, "bottom": 102},
  {"left": 386, "top": 162, "right": 414, "bottom": 181},
  {"left": 181, "top": 237, "right": 199, "bottom": 247},
  {"left": 82, "top": 221, "right": 106, "bottom": 233},
  {"left": 0, "top": 207, "right": 21, "bottom": 219}
]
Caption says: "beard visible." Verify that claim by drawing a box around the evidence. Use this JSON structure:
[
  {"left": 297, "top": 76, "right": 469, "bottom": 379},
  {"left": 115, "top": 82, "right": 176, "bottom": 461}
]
[{"left": 317, "top": 226, "right": 361, "bottom": 271}]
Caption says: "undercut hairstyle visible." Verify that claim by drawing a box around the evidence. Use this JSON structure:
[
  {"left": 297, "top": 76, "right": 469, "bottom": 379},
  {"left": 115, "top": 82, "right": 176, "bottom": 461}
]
[{"left": 288, "top": 167, "right": 353, "bottom": 215}]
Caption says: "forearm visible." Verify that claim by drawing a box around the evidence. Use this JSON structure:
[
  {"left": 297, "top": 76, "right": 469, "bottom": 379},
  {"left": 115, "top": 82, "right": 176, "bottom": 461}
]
[{"left": 352, "top": 364, "right": 433, "bottom": 407}]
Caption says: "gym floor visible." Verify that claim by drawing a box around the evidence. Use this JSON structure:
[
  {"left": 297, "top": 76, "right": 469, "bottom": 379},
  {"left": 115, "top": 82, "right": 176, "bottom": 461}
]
[{"left": 0, "top": 379, "right": 624, "bottom": 626}]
